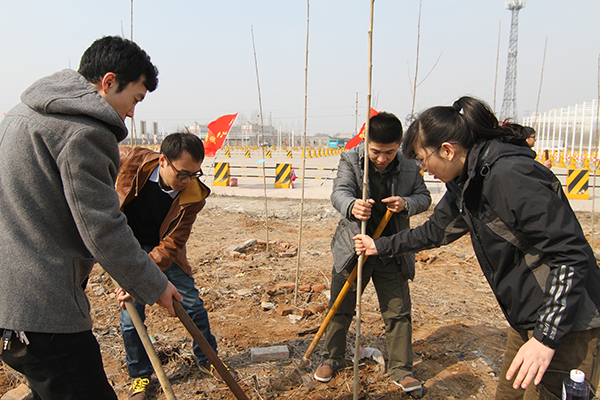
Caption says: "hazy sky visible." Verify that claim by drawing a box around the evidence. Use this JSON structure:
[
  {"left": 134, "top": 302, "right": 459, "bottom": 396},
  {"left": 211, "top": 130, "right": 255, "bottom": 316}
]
[{"left": 1, "top": 1, "right": 598, "bottom": 135}]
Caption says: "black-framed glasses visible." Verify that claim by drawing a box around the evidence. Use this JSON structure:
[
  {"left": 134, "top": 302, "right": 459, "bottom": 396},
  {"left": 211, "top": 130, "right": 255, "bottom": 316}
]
[
  {"left": 415, "top": 142, "right": 458, "bottom": 169},
  {"left": 164, "top": 156, "right": 203, "bottom": 180}
]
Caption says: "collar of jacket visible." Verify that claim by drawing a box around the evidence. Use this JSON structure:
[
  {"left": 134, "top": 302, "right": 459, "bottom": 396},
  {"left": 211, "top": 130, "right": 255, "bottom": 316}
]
[
  {"left": 449, "top": 137, "right": 536, "bottom": 202},
  {"left": 355, "top": 142, "right": 404, "bottom": 175},
  {"left": 130, "top": 149, "right": 211, "bottom": 205},
  {"left": 466, "top": 137, "right": 535, "bottom": 180}
]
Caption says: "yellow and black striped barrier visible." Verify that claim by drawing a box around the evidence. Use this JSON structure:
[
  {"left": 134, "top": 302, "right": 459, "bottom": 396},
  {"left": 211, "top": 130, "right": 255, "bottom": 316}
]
[
  {"left": 212, "top": 162, "right": 230, "bottom": 186},
  {"left": 566, "top": 168, "right": 590, "bottom": 200},
  {"left": 244, "top": 149, "right": 251, "bottom": 158},
  {"left": 274, "top": 163, "right": 292, "bottom": 188},
  {"left": 224, "top": 148, "right": 231, "bottom": 158},
  {"left": 286, "top": 150, "right": 293, "bottom": 158},
  {"left": 266, "top": 149, "right": 272, "bottom": 158}
]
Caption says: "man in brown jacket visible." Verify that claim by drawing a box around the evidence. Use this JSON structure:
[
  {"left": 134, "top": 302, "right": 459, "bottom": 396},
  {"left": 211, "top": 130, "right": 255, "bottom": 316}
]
[{"left": 116, "top": 133, "right": 223, "bottom": 399}]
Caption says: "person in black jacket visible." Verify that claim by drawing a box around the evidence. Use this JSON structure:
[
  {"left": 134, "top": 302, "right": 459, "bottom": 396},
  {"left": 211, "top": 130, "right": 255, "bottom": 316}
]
[{"left": 354, "top": 96, "right": 600, "bottom": 399}]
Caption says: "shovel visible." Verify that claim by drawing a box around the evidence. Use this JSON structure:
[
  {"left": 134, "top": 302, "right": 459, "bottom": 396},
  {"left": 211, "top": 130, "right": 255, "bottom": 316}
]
[
  {"left": 172, "top": 300, "right": 250, "bottom": 400},
  {"left": 295, "top": 209, "right": 393, "bottom": 387}
]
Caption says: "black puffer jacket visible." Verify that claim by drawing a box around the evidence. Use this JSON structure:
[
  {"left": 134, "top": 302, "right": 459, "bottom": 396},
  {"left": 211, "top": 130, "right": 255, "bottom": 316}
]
[{"left": 376, "top": 137, "right": 600, "bottom": 349}]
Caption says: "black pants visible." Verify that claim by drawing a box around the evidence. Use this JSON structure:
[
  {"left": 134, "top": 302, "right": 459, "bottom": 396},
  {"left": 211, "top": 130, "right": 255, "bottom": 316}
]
[{"left": 0, "top": 330, "right": 117, "bottom": 400}]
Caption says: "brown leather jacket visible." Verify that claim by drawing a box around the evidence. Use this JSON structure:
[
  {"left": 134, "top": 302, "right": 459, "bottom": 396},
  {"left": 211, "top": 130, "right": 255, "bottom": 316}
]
[{"left": 116, "top": 146, "right": 210, "bottom": 275}]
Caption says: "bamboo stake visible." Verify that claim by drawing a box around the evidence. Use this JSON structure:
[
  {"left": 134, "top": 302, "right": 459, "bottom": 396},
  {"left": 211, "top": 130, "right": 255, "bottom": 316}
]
[
  {"left": 494, "top": 21, "right": 501, "bottom": 113},
  {"left": 294, "top": 0, "right": 310, "bottom": 306},
  {"left": 593, "top": 55, "right": 600, "bottom": 251},
  {"left": 410, "top": 0, "right": 422, "bottom": 118},
  {"left": 533, "top": 37, "right": 548, "bottom": 127},
  {"left": 251, "top": 25, "right": 270, "bottom": 252},
  {"left": 130, "top": 0, "right": 135, "bottom": 148},
  {"left": 354, "top": 1, "right": 375, "bottom": 398},
  {"left": 406, "top": 1, "right": 440, "bottom": 124}
]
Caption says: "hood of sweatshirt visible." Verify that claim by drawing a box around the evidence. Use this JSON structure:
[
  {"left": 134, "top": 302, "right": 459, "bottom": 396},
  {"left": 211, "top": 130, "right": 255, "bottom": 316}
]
[{"left": 20, "top": 69, "right": 128, "bottom": 141}]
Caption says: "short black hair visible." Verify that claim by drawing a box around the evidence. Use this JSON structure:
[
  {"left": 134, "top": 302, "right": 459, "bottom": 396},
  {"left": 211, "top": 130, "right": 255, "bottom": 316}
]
[
  {"left": 522, "top": 126, "right": 536, "bottom": 139},
  {"left": 161, "top": 132, "right": 204, "bottom": 162},
  {"left": 78, "top": 36, "right": 159, "bottom": 93},
  {"left": 369, "top": 112, "right": 403, "bottom": 144}
]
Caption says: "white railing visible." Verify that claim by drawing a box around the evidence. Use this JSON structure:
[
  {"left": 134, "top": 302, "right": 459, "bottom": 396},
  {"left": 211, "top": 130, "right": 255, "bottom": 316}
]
[{"left": 522, "top": 100, "right": 599, "bottom": 168}]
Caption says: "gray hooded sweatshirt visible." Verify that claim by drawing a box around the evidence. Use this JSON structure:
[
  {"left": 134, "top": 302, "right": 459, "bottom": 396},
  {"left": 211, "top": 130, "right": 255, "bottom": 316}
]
[{"left": 0, "top": 69, "right": 168, "bottom": 333}]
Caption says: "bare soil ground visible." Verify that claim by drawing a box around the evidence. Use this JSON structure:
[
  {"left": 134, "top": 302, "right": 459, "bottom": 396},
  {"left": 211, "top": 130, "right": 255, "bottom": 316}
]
[{"left": 2, "top": 195, "right": 599, "bottom": 399}]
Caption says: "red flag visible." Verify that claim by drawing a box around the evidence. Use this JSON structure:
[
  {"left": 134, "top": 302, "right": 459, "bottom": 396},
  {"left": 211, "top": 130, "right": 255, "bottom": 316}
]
[
  {"left": 344, "top": 108, "right": 379, "bottom": 150},
  {"left": 204, "top": 113, "right": 238, "bottom": 157}
]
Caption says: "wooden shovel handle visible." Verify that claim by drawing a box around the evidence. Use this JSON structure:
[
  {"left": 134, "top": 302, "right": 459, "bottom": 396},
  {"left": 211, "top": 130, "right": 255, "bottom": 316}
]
[
  {"left": 123, "top": 300, "right": 177, "bottom": 400},
  {"left": 298, "top": 209, "right": 393, "bottom": 368},
  {"left": 172, "top": 300, "right": 249, "bottom": 400}
]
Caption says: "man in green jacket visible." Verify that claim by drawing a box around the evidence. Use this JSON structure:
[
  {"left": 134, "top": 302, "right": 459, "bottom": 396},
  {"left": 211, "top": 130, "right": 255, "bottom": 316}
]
[{"left": 314, "top": 112, "right": 431, "bottom": 394}]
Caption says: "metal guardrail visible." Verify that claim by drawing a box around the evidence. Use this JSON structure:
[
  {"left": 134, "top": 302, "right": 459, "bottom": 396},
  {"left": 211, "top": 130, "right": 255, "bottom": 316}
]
[
  {"left": 202, "top": 163, "right": 600, "bottom": 190},
  {"left": 202, "top": 164, "right": 338, "bottom": 180}
]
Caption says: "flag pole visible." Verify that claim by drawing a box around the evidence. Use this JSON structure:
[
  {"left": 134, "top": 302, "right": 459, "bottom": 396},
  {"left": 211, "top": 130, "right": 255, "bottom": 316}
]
[
  {"left": 294, "top": 0, "right": 310, "bottom": 306},
  {"left": 354, "top": 1, "right": 375, "bottom": 398},
  {"left": 250, "top": 27, "right": 270, "bottom": 252}
]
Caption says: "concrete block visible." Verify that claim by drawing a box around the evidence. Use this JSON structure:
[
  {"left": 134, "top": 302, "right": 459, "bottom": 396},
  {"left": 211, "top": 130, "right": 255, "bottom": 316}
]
[
  {"left": 250, "top": 345, "right": 289, "bottom": 362},
  {"left": 225, "top": 239, "right": 257, "bottom": 254}
]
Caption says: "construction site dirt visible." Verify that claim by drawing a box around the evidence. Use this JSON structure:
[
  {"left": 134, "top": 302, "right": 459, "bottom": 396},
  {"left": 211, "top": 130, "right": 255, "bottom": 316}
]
[{"left": 2, "top": 195, "right": 599, "bottom": 399}]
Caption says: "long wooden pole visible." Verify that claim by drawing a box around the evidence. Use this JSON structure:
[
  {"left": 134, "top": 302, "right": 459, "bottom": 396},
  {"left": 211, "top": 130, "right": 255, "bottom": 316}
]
[
  {"left": 173, "top": 301, "right": 249, "bottom": 400},
  {"left": 494, "top": 21, "right": 501, "bottom": 113},
  {"left": 294, "top": 0, "right": 310, "bottom": 306},
  {"left": 123, "top": 300, "right": 177, "bottom": 400},
  {"left": 251, "top": 25, "right": 270, "bottom": 252},
  {"left": 112, "top": 277, "right": 176, "bottom": 400},
  {"left": 410, "top": 0, "right": 422, "bottom": 118},
  {"left": 354, "top": 1, "right": 375, "bottom": 398},
  {"left": 533, "top": 37, "right": 548, "bottom": 127},
  {"left": 593, "top": 55, "right": 600, "bottom": 250}
]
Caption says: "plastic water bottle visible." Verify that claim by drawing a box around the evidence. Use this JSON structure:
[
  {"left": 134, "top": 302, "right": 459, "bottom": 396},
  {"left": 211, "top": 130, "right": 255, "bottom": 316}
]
[{"left": 562, "top": 369, "right": 590, "bottom": 400}]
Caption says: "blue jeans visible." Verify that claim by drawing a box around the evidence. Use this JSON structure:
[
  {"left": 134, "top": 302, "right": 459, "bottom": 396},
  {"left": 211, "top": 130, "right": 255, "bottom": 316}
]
[{"left": 120, "top": 249, "right": 217, "bottom": 379}]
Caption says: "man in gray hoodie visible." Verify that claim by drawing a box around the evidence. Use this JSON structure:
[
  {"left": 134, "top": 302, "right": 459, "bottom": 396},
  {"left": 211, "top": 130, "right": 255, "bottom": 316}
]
[{"left": 0, "top": 36, "right": 181, "bottom": 399}]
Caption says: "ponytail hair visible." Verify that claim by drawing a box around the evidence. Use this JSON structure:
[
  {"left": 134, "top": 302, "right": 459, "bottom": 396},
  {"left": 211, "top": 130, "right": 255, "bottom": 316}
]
[{"left": 403, "top": 96, "right": 519, "bottom": 160}]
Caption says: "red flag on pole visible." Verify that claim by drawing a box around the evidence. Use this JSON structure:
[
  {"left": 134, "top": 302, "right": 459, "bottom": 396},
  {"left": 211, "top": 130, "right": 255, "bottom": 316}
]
[
  {"left": 204, "top": 113, "right": 238, "bottom": 157},
  {"left": 344, "top": 108, "right": 379, "bottom": 150}
]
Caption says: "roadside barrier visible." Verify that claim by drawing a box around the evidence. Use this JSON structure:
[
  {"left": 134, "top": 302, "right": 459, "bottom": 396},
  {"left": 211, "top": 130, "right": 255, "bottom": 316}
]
[
  {"left": 212, "top": 162, "right": 230, "bottom": 186},
  {"left": 274, "top": 163, "right": 292, "bottom": 188},
  {"left": 566, "top": 168, "right": 590, "bottom": 200}
]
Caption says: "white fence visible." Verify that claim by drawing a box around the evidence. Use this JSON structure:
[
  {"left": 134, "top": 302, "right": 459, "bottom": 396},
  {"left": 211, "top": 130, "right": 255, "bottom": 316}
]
[{"left": 522, "top": 100, "right": 599, "bottom": 168}]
